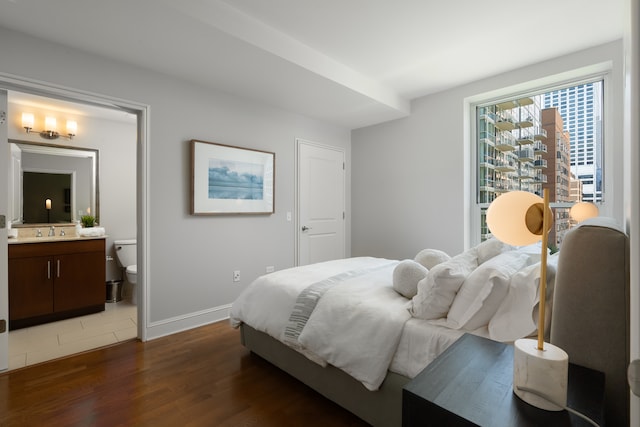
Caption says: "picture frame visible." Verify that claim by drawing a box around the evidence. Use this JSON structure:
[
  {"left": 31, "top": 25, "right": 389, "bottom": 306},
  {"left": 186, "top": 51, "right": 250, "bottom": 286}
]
[{"left": 190, "top": 139, "right": 275, "bottom": 215}]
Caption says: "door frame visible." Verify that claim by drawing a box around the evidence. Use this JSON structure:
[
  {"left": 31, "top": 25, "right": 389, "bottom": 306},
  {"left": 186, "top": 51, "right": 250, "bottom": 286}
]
[
  {"left": 295, "top": 138, "right": 346, "bottom": 266},
  {"left": 0, "top": 89, "right": 8, "bottom": 370},
  {"left": 0, "top": 72, "right": 150, "bottom": 356}
]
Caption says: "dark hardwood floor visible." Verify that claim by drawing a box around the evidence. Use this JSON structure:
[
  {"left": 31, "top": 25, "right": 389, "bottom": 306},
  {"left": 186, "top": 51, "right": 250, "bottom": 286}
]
[{"left": 0, "top": 320, "right": 369, "bottom": 427}]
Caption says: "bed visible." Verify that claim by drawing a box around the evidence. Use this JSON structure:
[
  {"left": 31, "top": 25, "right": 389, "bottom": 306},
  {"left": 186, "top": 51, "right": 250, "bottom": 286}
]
[{"left": 230, "top": 217, "right": 629, "bottom": 427}]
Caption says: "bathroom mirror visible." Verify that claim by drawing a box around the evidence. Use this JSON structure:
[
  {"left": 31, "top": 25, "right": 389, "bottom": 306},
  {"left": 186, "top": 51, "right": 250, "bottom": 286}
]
[{"left": 9, "top": 139, "right": 99, "bottom": 226}]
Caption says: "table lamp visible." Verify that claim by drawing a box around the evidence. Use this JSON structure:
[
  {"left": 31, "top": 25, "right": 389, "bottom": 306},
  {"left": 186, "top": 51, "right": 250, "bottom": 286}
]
[
  {"left": 570, "top": 201, "right": 599, "bottom": 224},
  {"left": 486, "top": 189, "right": 568, "bottom": 411}
]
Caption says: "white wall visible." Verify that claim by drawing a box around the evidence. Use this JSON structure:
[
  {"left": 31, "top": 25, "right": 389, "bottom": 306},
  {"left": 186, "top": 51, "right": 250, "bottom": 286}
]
[
  {"left": 88, "top": 117, "right": 137, "bottom": 281},
  {"left": 0, "top": 26, "right": 351, "bottom": 337},
  {"left": 352, "top": 40, "right": 625, "bottom": 260}
]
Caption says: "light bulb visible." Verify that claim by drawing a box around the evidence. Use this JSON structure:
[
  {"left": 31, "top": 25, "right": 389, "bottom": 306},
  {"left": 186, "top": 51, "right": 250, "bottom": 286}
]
[
  {"left": 66, "top": 120, "right": 77, "bottom": 136},
  {"left": 45, "top": 116, "right": 57, "bottom": 131},
  {"left": 22, "top": 112, "right": 34, "bottom": 129}
]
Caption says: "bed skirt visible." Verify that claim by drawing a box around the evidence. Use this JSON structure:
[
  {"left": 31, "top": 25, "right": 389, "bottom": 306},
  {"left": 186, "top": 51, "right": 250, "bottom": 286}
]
[{"left": 240, "top": 323, "right": 410, "bottom": 427}]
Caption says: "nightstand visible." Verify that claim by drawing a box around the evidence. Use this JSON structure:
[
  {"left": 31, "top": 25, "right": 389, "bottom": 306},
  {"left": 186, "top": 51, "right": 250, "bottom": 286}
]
[{"left": 402, "top": 334, "right": 604, "bottom": 426}]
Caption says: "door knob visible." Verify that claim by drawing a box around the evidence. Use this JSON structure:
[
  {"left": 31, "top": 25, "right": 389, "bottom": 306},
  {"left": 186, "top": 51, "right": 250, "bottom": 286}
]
[{"left": 302, "top": 226, "right": 312, "bottom": 231}]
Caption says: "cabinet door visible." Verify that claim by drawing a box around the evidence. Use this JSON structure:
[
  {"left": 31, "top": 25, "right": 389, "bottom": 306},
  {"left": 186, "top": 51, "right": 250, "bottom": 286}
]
[
  {"left": 54, "top": 251, "right": 106, "bottom": 312},
  {"left": 9, "top": 256, "right": 54, "bottom": 320}
]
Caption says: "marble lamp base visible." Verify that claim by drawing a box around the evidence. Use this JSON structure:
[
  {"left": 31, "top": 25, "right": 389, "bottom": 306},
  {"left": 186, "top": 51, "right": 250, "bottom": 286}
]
[{"left": 513, "top": 338, "right": 569, "bottom": 411}]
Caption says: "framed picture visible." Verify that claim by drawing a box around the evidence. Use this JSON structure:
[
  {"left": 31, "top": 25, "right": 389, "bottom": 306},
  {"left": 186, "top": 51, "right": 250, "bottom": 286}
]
[{"left": 190, "top": 139, "right": 275, "bottom": 215}]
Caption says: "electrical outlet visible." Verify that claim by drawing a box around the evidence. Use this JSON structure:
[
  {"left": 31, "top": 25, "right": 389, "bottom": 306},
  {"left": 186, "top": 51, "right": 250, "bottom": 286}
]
[
  {"left": 233, "top": 270, "right": 240, "bottom": 282},
  {"left": 266, "top": 266, "right": 275, "bottom": 273}
]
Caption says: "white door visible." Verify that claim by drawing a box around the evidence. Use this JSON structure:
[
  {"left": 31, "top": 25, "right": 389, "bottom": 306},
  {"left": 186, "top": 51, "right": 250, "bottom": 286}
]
[
  {"left": 0, "top": 90, "right": 9, "bottom": 371},
  {"left": 297, "top": 140, "right": 345, "bottom": 265}
]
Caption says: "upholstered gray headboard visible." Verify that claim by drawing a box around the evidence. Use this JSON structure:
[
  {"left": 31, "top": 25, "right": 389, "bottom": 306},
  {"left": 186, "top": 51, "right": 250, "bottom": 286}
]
[{"left": 550, "top": 217, "right": 630, "bottom": 427}]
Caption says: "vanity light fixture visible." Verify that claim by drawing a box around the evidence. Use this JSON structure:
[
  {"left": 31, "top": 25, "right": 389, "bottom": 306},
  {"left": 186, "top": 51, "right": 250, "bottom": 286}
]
[{"left": 22, "top": 112, "right": 77, "bottom": 140}]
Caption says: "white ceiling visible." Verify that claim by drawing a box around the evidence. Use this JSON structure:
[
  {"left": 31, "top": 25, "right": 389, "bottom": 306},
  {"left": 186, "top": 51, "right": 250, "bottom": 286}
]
[{"left": 0, "top": 0, "right": 626, "bottom": 129}]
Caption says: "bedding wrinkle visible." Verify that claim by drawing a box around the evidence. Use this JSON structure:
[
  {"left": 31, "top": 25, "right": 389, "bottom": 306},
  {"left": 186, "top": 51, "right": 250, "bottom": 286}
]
[
  {"left": 283, "top": 263, "right": 395, "bottom": 349},
  {"left": 230, "top": 257, "right": 386, "bottom": 334},
  {"left": 230, "top": 257, "right": 411, "bottom": 391},
  {"left": 389, "top": 318, "right": 490, "bottom": 378},
  {"left": 297, "top": 263, "right": 410, "bottom": 391}
]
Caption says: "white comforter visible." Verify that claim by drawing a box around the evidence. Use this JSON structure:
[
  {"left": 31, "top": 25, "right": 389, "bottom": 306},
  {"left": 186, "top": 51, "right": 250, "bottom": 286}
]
[{"left": 230, "top": 257, "right": 412, "bottom": 391}]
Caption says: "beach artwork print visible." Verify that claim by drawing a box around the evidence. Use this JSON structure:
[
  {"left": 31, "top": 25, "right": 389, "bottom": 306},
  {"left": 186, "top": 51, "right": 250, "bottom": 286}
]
[
  {"left": 191, "top": 139, "right": 274, "bottom": 215},
  {"left": 208, "top": 159, "right": 264, "bottom": 200}
]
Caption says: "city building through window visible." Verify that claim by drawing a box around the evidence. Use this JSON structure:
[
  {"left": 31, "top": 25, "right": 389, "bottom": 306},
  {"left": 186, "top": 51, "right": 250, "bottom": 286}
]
[{"left": 475, "top": 80, "right": 604, "bottom": 250}]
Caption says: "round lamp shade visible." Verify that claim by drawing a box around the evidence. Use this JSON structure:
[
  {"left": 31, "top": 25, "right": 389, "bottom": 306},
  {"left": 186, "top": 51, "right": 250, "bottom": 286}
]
[
  {"left": 486, "top": 191, "right": 551, "bottom": 246},
  {"left": 570, "top": 202, "right": 599, "bottom": 223}
]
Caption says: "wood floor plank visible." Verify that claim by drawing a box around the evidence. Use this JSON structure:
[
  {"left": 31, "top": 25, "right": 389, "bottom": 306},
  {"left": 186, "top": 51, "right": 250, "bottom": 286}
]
[{"left": 0, "top": 320, "right": 370, "bottom": 426}]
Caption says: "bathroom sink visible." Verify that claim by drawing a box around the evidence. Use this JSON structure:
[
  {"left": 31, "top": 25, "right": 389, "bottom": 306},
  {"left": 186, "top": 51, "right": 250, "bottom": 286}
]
[{"left": 9, "top": 234, "right": 106, "bottom": 244}]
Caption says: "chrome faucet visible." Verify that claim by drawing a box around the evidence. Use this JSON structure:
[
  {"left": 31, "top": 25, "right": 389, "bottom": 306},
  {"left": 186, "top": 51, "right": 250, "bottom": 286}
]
[
  {"left": 60, "top": 229, "right": 66, "bottom": 236},
  {"left": 36, "top": 229, "right": 42, "bottom": 237},
  {"left": 48, "top": 226, "right": 55, "bottom": 237}
]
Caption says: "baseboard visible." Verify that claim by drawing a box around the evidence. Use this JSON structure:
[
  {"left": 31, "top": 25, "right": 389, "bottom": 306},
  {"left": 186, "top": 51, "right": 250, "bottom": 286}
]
[{"left": 144, "top": 304, "right": 231, "bottom": 340}]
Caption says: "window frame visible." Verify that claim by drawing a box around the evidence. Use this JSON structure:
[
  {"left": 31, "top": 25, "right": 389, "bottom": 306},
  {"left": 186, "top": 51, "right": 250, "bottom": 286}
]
[{"left": 468, "top": 70, "right": 613, "bottom": 247}]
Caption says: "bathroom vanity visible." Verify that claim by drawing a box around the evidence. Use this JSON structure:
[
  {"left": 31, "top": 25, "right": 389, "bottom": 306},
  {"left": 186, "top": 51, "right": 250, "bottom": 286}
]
[{"left": 8, "top": 236, "right": 106, "bottom": 330}]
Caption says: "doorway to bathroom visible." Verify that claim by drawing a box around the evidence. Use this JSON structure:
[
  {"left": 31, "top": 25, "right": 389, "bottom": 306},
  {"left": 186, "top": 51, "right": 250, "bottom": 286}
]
[{"left": 0, "top": 79, "right": 148, "bottom": 371}]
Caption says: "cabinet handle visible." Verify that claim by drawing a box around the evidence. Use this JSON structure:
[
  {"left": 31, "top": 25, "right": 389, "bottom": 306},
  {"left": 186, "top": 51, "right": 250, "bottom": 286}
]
[
  {"left": 57, "top": 259, "right": 60, "bottom": 278},
  {"left": 47, "top": 261, "right": 51, "bottom": 279}
]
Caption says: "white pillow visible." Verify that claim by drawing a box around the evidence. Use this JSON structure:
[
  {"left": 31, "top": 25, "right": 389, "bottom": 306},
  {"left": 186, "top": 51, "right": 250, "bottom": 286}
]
[
  {"left": 393, "top": 260, "right": 428, "bottom": 298},
  {"left": 410, "top": 248, "right": 478, "bottom": 320},
  {"left": 476, "top": 237, "right": 513, "bottom": 264},
  {"left": 488, "top": 253, "right": 559, "bottom": 342},
  {"left": 414, "top": 248, "right": 451, "bottom": 270},
  {"left": 513, "top": 241, "right": 551, "bottom": 264},
  {"left": 447, "top": 252, "right": 530, "bottom": 330}
]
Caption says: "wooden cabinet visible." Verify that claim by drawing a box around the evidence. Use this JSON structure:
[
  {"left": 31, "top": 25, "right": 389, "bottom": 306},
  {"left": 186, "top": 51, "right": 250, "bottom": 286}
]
[{"left": 9, "top": 238, "right": 106, "bottom": 330}]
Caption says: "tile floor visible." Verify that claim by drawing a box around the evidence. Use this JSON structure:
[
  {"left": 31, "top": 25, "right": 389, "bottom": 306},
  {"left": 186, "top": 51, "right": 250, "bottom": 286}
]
[{"left": 7, "top": 301, "right": 138, "bottom": 371}]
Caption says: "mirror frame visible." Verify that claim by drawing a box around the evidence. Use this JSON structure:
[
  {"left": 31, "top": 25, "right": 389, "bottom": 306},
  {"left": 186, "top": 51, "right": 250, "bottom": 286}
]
[{"left": 9, "top": 138, "right": 99, "bottom": 227}]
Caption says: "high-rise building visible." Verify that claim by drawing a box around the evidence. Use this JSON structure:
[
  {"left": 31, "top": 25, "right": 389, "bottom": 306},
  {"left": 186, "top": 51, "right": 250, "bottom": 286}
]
[
  {"left": 543, "top": 82, "right": 603, "bottom": 202},
  {"left": 477, "top": 96, "right": 548, "bottom": 240},
  {"left": 541, "top": 108, "right": 572, "bottom": 246},
  {"left": 569, "top": 172, "right": 584, "bottom": 202}
]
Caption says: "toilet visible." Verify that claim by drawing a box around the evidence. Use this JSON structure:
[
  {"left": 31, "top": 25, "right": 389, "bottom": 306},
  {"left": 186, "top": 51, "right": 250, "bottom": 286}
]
[{"left": 114, "top": 239, "right": 137, "bottom": 304}]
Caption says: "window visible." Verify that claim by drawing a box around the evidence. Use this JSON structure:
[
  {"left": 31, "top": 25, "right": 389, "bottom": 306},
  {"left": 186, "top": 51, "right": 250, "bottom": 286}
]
[{"left": 475, "top": 79, "right": 604, "bottom": 247}]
